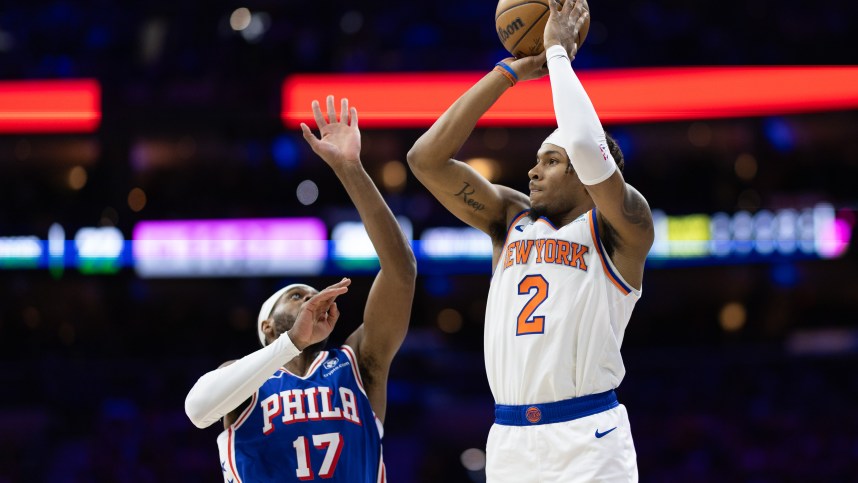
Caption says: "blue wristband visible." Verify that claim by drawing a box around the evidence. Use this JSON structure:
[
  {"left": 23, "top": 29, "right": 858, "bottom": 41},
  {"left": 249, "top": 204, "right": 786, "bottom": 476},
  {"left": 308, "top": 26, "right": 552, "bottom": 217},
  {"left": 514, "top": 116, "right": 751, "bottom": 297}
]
[{"left": 495, "top": 62, "right": 519, "bottom": 81}]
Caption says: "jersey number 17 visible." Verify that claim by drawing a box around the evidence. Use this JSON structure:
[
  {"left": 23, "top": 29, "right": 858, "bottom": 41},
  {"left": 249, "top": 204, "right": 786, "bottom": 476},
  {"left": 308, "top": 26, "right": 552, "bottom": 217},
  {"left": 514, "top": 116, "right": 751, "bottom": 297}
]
[{"left": 293, "top": 432, "right": 343, "bottom": 480}]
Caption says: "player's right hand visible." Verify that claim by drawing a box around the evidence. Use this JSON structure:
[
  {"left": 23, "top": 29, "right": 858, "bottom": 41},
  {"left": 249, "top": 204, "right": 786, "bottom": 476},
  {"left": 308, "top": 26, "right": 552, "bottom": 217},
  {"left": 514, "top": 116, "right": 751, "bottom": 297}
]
[
  {"left": 503, "top": 51, "right": 549, "bottom": 81},
  {"left": 288, "top": 278, "right": 351, "bottom": 350}
]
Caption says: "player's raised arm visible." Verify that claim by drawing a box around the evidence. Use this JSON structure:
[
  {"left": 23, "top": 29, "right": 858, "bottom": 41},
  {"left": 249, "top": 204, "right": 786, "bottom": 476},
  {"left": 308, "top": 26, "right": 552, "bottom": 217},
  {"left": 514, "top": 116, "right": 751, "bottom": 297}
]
[
  {"left": 544, "top": 0, "right": 653, "bottom": 280},
  {"left": 406, "top": 55, "right": 547, "bottom": 236},
  {"left": 301, "top": 96, "right": 416, "bottom": 420}
]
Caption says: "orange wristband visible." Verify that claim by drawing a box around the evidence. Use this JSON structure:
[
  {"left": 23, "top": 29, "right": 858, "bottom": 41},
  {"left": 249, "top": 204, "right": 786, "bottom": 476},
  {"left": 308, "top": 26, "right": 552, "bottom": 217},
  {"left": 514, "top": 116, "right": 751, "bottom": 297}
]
[{"left": 493, "top": 64, "right": 517, "bottom": 87}]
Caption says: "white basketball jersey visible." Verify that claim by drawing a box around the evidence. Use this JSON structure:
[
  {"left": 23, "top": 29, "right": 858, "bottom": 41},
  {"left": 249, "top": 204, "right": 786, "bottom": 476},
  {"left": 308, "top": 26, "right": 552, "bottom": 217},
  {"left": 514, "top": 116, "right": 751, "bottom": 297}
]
[{"left": 485, "top": 209, "right": 641, "bottom": 405}]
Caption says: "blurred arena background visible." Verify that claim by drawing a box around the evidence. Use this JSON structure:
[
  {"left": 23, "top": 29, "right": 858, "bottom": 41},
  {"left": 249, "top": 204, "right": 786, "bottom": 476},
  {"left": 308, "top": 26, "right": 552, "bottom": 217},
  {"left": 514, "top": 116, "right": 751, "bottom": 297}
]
[{"left": 1, "top": 0, "right": 857, "bottom": 481}]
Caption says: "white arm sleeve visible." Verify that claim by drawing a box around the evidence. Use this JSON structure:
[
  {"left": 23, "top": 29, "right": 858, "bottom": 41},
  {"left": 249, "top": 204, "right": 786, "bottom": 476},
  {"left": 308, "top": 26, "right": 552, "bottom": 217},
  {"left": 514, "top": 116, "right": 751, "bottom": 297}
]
[
  {"left": 546, "top": 44, "right": 616, "bottom": 186},
  {"left": 184, "top": 332, "right": 301, "bottom": 429}
]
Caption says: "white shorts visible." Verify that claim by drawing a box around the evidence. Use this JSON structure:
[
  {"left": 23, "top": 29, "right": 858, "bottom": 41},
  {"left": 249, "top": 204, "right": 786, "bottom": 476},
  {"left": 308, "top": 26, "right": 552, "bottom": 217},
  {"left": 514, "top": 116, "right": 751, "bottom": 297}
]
[{"left": 486, "top": 404, "right": 638, "bottom": 483}]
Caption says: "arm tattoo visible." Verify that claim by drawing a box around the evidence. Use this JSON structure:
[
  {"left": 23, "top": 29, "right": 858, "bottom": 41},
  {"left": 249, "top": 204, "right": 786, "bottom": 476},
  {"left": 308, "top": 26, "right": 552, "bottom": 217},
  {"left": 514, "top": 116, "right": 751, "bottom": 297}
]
[
  {"left": 453, "top": 182, "right": 486, "bottom": 212},
  {"left": 622, "top": 189, "right": 652, "bottom": 228},
  {"left": 602, "top": 186, "right": 653, "bottom": 256}
]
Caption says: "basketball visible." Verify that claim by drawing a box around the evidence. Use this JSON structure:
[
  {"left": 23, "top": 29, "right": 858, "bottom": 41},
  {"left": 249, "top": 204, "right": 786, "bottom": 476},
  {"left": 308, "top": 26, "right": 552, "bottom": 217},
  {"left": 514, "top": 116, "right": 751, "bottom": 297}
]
[{"left": 495, "top": 0, "right": 590, "bottom": 58}]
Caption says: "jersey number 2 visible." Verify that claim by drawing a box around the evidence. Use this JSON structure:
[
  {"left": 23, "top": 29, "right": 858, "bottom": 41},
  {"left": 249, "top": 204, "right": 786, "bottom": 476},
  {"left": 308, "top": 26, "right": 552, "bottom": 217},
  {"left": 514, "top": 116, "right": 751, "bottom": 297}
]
[
  {"left": 293, "top": 433, "right": 344, "bottom": 480},
  {"left": 517, "top": 275, "right": 548, "bottom": 335}
]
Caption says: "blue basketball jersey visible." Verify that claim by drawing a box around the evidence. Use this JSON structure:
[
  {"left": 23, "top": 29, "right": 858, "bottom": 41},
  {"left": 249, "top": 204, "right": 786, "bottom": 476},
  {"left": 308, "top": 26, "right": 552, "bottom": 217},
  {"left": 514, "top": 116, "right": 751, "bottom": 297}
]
[{"left": 217, "top": 345, "right": 386, "bottom": 483}]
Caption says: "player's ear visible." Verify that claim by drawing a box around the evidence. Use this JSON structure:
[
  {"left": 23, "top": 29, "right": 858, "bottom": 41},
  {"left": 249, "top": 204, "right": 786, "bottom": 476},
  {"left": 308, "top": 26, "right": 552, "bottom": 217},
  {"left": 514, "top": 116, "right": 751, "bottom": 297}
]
[{"left": 260, "top": 319, "right": 274, "bottom": 341}]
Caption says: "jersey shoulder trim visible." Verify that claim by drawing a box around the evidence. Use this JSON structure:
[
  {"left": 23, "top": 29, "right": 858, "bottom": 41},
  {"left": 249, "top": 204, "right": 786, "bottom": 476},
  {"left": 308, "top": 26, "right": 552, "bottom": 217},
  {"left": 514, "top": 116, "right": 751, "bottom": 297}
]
[
  {"left": 230, "top": 391, "right": 257, "bottom": 430},
  {"left": 339, "top": 345, "right": 366, "bottom": 395},
  {"left": 536, "top": 216, "right": 558, "bottom": 230},
  {"left": 503, "top": 209, "right": 530, "bottom": 247},
  {"left": 225, "top": 427, "right": 244, "bottom": 483},
  {"left": 274, "top": 350, "right": 328, "bottom": 380},
  {"left": 305, "top": 351, "right": 328, "bottom": 377},
  {"left": 377, "top": 454, "right": 387, "bottom": 483},
  {"left": 589, "top": 209, "right": 633, "bottom": 295}
]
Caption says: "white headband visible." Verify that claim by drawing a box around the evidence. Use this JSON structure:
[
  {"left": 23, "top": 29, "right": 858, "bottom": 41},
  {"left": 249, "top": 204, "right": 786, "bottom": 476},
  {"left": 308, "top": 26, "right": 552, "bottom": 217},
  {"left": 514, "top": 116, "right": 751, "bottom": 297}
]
[
  {"left": 542, "top": 128, "right": 568, "bottom": 153},
  {"left": 256, "top": 284, "right": 314, "bottom": 346}
]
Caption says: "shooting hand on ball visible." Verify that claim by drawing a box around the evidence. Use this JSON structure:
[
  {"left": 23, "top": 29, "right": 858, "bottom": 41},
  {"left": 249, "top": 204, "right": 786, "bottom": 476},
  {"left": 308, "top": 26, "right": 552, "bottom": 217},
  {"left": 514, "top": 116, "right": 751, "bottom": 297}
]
[
  {"left": 545, "top": 0, "right": 590, "bottom": 59},
  {"left": 502, "top": 51, "right": 549, "bottom": 82}
]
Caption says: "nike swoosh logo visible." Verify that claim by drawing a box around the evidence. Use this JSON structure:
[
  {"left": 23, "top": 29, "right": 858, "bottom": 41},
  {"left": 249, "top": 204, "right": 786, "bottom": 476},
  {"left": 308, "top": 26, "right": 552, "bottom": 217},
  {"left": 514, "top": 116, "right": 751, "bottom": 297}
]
[
  {"left": 595, "top": 427, "right": 617, "bottom": 438},
  {"left": 514, "top": 225, "right": 525, "bottom": 232}
]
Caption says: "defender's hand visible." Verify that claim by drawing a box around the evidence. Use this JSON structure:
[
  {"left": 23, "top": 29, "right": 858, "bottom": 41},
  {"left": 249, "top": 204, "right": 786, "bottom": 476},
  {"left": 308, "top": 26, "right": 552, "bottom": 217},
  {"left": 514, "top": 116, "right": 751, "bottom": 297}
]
[
  {"left": 301, "top": 96, "right": 362, "bottom": 169},
  {"left": 287, "top": 278, "right": 351, "bottom": 350}
]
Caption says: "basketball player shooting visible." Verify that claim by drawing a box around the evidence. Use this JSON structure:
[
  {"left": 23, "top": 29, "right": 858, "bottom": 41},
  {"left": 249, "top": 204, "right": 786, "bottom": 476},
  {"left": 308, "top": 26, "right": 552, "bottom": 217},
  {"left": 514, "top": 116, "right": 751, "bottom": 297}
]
[
  {"left": 185, "top": 96, "right": 416, "bottom": 482},
  {"left": 407, "top": 0, "right": 653, "bottom": 481}
]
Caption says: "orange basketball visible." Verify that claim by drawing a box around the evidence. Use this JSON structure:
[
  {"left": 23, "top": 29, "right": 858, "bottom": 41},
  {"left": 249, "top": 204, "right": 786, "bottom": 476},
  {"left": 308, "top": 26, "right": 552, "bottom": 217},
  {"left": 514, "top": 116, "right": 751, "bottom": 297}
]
[{"left": 495, "top": 0, "right": 589, "bottom": 58}]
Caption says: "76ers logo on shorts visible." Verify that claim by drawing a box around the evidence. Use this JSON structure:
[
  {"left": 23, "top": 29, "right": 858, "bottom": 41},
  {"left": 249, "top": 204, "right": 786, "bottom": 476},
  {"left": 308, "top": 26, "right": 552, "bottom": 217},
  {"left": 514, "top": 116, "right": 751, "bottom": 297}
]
[{"left": 525, "top": 406, "right": 542, "bottom": 424}]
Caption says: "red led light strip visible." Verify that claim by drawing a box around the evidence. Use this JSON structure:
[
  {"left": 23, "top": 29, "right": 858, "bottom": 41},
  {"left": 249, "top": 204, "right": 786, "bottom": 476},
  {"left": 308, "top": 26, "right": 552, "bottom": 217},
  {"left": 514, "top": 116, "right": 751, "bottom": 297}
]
[
  {"left": 282, "top": 67, "right": 858, "bottom": 127},
  {"left": 0, "top": 79, "right": 101, "bottom": 133}
]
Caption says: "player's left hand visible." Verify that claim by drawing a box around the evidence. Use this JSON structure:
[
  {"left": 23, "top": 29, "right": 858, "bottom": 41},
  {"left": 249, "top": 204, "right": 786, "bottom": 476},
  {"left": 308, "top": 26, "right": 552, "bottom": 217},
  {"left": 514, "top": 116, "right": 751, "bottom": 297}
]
[
  {"left": 301, "top": 95, "right": 361, "bottom": 168},
  {"left": 544, "top": 0, "right": 589, "bottom": 59}
]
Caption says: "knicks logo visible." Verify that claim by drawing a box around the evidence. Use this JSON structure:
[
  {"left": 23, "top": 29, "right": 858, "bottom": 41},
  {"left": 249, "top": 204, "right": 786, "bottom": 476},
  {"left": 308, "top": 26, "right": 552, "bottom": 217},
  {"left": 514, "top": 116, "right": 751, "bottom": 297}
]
[
  {"left": 503, "top": 238, "right": 590, "bottom": 272},
  {"left": 525, "top": 406, "right": 542, "bottom": 424}
]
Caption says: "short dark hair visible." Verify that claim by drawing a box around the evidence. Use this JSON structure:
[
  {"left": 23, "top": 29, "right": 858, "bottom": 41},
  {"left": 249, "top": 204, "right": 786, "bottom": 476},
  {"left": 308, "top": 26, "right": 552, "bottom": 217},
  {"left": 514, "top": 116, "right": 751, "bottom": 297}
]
[{"left": 605, "top": 132, "right": 624, "bottom": 173}]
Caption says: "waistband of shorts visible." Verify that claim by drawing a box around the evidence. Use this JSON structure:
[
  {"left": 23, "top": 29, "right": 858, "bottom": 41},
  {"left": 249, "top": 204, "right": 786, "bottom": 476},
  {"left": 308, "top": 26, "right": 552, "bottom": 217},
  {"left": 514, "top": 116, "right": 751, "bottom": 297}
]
[{"left": 494, "top": 390, "right": 619, "bottom": 426}]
